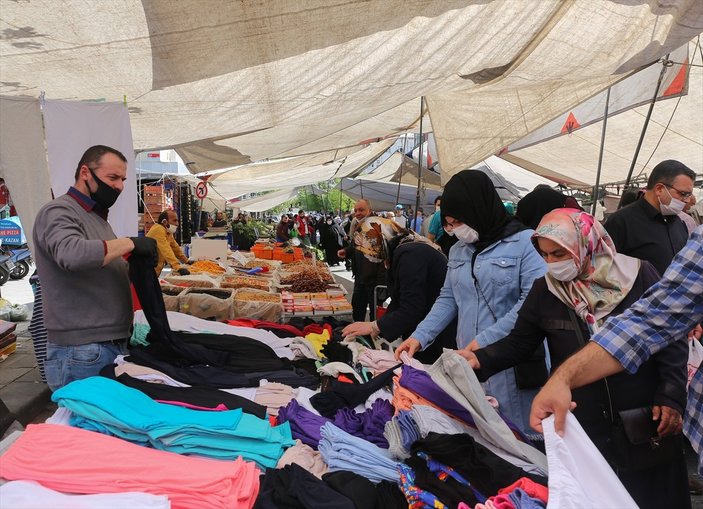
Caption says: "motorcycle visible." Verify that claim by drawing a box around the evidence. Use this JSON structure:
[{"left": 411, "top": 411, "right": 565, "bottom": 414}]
[
  {"left": 0, "top": 252, "right": 15, "bottom": 286},
  {"left": 6, "top": 246, "right": 32, "bottom": 280},
  {"left": 0, "top": 242, "right": 31, "bottom": 281}
]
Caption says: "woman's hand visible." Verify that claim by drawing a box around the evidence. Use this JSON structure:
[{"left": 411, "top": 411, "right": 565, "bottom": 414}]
[
  {"left": 342, "top": 322, "right": 373, "bottom": 338},
  {"left": 395, "top": 338, "right": 421, "bottom": 360},
  {"left": 456, "top": 347, "right": 481, "bottom": 369}
]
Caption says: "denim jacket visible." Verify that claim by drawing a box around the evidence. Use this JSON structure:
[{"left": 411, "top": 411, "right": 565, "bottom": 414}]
[{"left": 411, "top": 229, "right": 547, "bottom": 435}]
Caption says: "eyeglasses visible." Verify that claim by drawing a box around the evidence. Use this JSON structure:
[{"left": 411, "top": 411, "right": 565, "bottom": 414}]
[{"left": 663, "top": 184, "right": 694, "bottom": 200}]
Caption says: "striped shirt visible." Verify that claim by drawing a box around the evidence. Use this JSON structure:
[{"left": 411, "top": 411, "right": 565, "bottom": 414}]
[{"left": 591, "top": 225, "right": 703, "bottom": 474}]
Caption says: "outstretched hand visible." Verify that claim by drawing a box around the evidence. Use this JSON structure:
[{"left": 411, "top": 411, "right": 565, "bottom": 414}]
[
  {"left": 529, "top": 376, "right": 577, "bottom": 436},
  {"left": 395, "top": 337, "right": 421, "bottom": 360}
]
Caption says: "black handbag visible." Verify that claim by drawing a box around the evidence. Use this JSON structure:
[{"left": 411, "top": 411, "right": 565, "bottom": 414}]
[
  {"left": 567, "top": 308, "right": 680, "bottom": 471},
  {"left": 609, "top": 406, "right": 682, "bottom": 471}
]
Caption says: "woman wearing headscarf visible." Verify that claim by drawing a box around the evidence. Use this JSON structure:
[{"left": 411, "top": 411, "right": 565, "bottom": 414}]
[
  {"left": 341, "top": 231, "right": 457, "bottom": 363},
  {"left": 318, "top": 215, "right": 344, "bottom": 266},
  {"left": 461, "top": 208, "right": 689, "bottom": 509},
  {"left": 515, "top": 186, "right": 582, "bottom": 229},
  {"left": 395, "top": 170, "right": 547, "bottom": 437}
]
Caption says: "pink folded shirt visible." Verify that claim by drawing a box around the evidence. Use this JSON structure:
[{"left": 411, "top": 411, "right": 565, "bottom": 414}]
[{"left": 0, "top": 424, "right": 260, "bottom": 509}]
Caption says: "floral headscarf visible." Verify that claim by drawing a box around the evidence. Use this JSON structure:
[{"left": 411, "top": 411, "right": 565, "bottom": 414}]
[
  {"left": 534, "top": 209, "right": 640, "bottom": 331},
  {"left": 352, "top": 216, "right": 403, "bottom": 263}
]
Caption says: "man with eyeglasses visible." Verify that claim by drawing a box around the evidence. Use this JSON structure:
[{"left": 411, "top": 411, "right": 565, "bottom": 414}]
[
  {"left": 33, "top": 145, "right": 157, "bottom": 391},
  {"left": 604, "top": 160, "right": 695, "bottom": 276}
]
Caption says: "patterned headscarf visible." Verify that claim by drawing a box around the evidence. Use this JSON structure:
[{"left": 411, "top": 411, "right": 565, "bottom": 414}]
[
  {"left": 352, "top": 216, "right": 403, "bottom": 263},
  {"left": 534, "top": 209, "right": 640, "bottom": 331}
]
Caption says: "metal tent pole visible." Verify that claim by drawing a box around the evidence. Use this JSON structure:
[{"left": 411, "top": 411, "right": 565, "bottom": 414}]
[
  {"left": 413, "top": 97, "right": 425, "bottom": 230},
  {"left": 591, "top": 87, "right": 611, "bottom": 216},
  {"left": 624, "top": 56, "right": 670, "bottom": 187}
]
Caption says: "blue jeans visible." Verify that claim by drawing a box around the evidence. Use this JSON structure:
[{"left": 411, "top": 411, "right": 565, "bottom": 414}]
[{"left": 44, "top": 341, "right": 126, "bottom": 392}]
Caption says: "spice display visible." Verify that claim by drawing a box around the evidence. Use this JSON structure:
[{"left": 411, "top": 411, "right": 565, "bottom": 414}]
[
  {"left": 189, "top": 260, "right": 226, "bottom": 275},
  {"left": 235, "top": 290, "right": 281, "bottom": 303}
]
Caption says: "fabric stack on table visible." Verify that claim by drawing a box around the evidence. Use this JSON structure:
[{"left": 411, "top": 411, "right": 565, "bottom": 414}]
[{"left": 0, "top": 253, "right": 641, "bottom": 508}]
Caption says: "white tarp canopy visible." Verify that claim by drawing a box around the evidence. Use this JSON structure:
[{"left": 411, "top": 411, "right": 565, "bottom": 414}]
[
  {"left": 339, "top": 178, "right": 441, "bottom": 213},
  {"left": 2, "top": 0, "right": 701, "bottom": 184},
  {"left": 231, "top": 188, "right": 301, "bottom": 213},
  {"left": 207, "top": 139, "right": 396, "bottom": 198},
  {"left": 501, "top": 40, "right": 703, "bottom": 186},
  {"left": 359, "top": 152, "right": 442, "bottom": 188},
  {"left": 471, "top": 156, "right": 556, "bottom": 200}
]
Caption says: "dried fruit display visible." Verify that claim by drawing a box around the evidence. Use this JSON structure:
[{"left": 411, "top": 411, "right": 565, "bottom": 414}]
[{"left": 279, "top": 267, "right": 334, "bottom": 285}]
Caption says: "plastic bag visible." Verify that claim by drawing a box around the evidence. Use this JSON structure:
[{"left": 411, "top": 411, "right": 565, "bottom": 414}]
[
  {"left": 0, "top": 301, "right": 30, "bottom": 322},
  {"left": 688, "top": 338, "right": 703, "bottom": 388},
  {"left": 179, "top": 287, "right": 233, "bottom": 321}
]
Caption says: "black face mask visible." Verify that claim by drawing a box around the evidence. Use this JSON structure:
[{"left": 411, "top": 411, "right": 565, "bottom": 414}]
[{"left": 88, "top": 168, "right": 121, "bottom": 209}]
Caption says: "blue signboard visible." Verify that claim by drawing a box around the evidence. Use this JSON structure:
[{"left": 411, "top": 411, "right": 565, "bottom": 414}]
[{"left": 0, "top": 216, "right": 26, "bottom": 245}]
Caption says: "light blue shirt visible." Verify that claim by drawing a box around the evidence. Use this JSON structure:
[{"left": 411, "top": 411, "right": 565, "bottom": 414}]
[{"left": 411, "top": 229, "right": 547, "bottom": 436}]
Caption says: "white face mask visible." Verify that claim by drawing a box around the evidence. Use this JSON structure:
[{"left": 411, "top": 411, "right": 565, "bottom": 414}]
[
  {"left": 547, "top": 259, "right": 579, "bottom": 282},
  {"left": 168, "top": 224, "right": 178, "bottom": 235},
  {"left": 659, "top": 187, "right": 686, "bottom": 216},
  {"left": 452, "top": 224, "right": 479, "bottom": 244}
]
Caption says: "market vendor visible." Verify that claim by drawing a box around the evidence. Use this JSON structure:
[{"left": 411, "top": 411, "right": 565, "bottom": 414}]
[
  {"left": 147, "top": 209, "right": 191, "bottom": 276},
  {"left": 32, "top": 145, "right": 157, "bottom": 391},
  {"left": 212, "top": 211, "right": 228, "bottom": 228}
]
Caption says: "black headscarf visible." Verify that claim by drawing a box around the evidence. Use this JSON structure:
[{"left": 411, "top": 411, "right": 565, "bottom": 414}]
[
  {"left": 440, "top": 170, "right": 526, "bottom": 253},
  {"left": 515, "top": 187, "right": 582, "bottom": 229}
]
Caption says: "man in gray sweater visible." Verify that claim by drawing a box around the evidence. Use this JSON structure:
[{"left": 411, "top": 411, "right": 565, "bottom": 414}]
[{"left": 33, "top": 145, "right": 157, "bottom": 391}]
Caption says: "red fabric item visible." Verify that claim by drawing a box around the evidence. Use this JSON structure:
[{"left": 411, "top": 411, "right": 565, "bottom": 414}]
[
  {"left": 302, "top": 324, "right": 324, "bottom": 336},
  {"left": 322, "top": 323, "right": 333, "bottom": 337},
  {"left": 225, "top": 319, "right": 305, "bottom": 338},
  {"left": 130, "top": 283, "right": 142, "bottom": 312},
  {"left": 268, "top": 415, "right": 278, "bottom": 427},
  {"left": 498, "top": 476, "right": 549, "bottom": 502},
  {"left": 227, "top": 319, "right": 258, "bottom": 328},
  {"left": 337, "top": 374, "right": 355, "bottom": 384}
]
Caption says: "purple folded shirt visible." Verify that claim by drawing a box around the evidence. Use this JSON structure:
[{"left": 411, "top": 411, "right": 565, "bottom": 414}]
[
  {"left": 399, "top": 365, "right": 476, "bottom": 426},
  {"left": 278, "top": 398, "right": 393, "bottom": 449}
]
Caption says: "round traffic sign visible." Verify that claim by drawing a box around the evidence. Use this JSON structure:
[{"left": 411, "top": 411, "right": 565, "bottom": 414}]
[{"left": 195, "top": 181, "right": 208, "bottom": 199}]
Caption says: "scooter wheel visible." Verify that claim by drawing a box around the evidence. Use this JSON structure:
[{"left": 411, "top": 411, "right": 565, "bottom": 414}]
[
  {"left": 0, "top": 267, "right": 9, "bottom": 286},
  {"left": 9, "top": 260, "right": 29, "bottom": 280}
]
